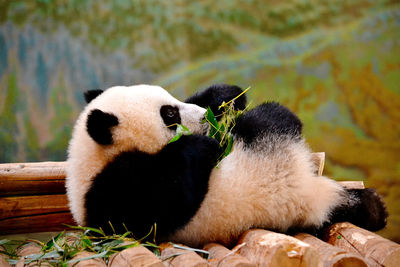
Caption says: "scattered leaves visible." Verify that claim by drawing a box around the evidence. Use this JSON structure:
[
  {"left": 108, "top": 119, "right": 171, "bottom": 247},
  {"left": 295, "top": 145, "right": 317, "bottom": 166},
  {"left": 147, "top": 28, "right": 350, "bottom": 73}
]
[{"left": 0, "top": 224, "right": 159, "bottom": 266}]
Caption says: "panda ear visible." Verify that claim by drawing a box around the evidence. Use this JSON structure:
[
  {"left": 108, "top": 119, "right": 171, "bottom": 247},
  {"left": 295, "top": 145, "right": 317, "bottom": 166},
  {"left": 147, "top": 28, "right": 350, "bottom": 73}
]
[
  {"left": 86, "top": 109, "right": 119, "bottom": 145},
  {"left": 84, "top": 89, "right": 104, "bottom": 104}
]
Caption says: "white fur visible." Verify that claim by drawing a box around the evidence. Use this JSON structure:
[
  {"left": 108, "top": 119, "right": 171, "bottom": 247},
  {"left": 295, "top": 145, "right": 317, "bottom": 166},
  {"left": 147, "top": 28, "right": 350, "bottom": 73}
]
[
  {"left": 170, "top": 137, "right": 346, "bottom": 247},
  {"left": 66, "top": 85, "right": 206, "bottom": 225}
]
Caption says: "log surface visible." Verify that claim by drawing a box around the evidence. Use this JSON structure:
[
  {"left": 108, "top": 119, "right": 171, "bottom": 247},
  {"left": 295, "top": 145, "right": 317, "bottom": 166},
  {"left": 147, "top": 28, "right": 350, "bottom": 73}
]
[
  {"left": 0, "top": 161, "right": 66, "bottom": 196},
  {"left": 204, "top": 243, "right": 255, "bottom": 267},
  {"left": 237, "top": 229, "right": 321, "bottom": 267},
  {"left": 325, "top": 222, "right": 400, "bottom": 267},
  {"left": 160, "top": 243, "right": 210, "bottom": 267},
  {"left": 109, "top": 246, "right": 165, "bottom": 267},
  {"left": 295, "top": 233, "right": 368, "bottom": 267}
]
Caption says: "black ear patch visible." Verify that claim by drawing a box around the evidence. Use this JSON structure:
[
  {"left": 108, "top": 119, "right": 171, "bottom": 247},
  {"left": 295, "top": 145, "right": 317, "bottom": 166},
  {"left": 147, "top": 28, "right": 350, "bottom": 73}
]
[
  {"left": 86, "top": 109, "right": 119, "bottom": 145},
  {"left": 84, "top": 89, "right": 104, "bottom": 104}
]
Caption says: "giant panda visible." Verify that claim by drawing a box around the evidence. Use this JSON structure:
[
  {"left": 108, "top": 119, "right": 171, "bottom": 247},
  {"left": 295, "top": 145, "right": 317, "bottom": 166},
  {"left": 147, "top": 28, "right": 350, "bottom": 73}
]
[{"left": 66, "top": 84, "right": 387, "bottom": 247}]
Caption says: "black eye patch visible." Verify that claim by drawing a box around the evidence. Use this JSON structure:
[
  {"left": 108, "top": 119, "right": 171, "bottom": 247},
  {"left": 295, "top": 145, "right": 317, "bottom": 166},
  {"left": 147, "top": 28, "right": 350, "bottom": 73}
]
[{"left": 160, "top": 105, "right": 181, "bottom": 130}]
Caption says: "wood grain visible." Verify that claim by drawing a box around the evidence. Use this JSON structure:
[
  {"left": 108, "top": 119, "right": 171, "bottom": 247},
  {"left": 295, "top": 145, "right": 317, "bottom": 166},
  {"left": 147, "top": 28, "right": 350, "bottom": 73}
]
[
  {"left": 325, "top": 222, "right": 400, "bottom": 267},
  {"left": 295, "top": 233, "right": 368, "bottom": 267},
  {"left": 1, "top": 194, "right": 69, "bottom": 219},
  {"left": 0, "top": 212, "right": 75, "bottom": 234},
  {"left": 0, "top": 162, "right": 66, "bottom": 196},
  {"left": 237, "top": 229, "right": 321, "bottom": 267},
  {"left": 204, "top": 243, "right": 255, "bottom": 267}
]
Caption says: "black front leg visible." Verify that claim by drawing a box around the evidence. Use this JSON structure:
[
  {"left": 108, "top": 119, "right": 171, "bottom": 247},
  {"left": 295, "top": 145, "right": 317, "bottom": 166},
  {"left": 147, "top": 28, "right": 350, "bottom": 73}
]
[
  {"left": 85, "top": 135, "right": 220, "bottom": 240},
  {"left": 185, "top": 84, "right": 247, "bottom": 119},
  {"left": 160, "top": 134, "right": 220, "bottom": 210}
]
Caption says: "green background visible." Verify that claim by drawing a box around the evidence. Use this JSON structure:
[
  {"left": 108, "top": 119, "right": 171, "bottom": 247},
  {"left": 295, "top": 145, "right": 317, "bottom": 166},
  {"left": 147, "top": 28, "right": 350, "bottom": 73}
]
[{"left": 0, "top": 0, "right": 399, "bottom": 242}]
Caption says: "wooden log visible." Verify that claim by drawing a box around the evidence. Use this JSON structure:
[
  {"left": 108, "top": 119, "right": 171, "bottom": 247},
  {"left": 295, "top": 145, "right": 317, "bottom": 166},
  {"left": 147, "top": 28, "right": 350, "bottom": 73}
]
[
  {"left": 204, "top": 243, "right": 255, "bottom": 267},
  {"left": 236, "top": 229, "right": 321, "bottom": 267},
  {"left": 295, "top": 233, "right": 368, "bottom": 267},
  {"left": 325, "top": 222, "right": 400, "bottom": 267},
  {"left": 108, "top": 246, "right": 164, "bottom": 267},
  {"left": 0, "top": 178, "right": 66, "bottom": 196},
  {"left": 1, "top": 194, "right": 69, "bottom": 219},
  {"left": 0, "top": 162, "right": 66, "bottom": 196},
  {"left": 0, "top": 162, "right": 67, "bottom": 179},
  {"left": 0, "top": 212, "right": 75, "bottom": 234},
  {"left": 15, "top": 241, "right": 52, "bottom": 267},
  {"left": 160, "top": 243, "right": 210, "bottom": 267},
  {"left": 67, "top": 251, "right": 107, "bottom": 267}
]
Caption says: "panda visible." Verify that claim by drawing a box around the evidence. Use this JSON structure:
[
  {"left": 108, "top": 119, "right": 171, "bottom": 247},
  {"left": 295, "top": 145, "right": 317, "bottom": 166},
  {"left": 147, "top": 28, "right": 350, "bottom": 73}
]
[{"left": 66, "top": 84, "right": 387, "bottom": 247}]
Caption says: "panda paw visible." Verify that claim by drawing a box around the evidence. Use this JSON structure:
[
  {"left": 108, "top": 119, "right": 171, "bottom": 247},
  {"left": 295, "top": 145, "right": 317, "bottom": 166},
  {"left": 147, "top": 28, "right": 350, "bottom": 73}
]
[{"left": 350, "top": 188, "right": 388, "bottom": 231}]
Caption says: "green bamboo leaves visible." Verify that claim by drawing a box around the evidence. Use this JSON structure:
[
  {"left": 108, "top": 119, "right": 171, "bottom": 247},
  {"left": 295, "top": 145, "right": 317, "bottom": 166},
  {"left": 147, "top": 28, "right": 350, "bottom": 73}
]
[
  {"left": 168, "top": 124, "right": 192, "bottom": 144},
  {"left": 204, "top": 86, "right": 250, "bottom": 161},
  {"left": 168, "top": 86, "right": 250, "bottom": 161},
  {"left": 0, "top": 225, "right": 159, "bottom": 266}
]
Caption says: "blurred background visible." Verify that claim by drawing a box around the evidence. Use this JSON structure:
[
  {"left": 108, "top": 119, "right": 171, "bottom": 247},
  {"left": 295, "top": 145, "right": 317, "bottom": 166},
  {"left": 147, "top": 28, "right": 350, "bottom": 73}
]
[{"left": 0, "top": 0, "right": 399, "bottom": 241}]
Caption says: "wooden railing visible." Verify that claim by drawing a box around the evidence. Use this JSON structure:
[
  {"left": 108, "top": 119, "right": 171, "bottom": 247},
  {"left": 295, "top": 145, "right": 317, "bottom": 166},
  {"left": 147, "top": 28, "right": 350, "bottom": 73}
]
[{"left": 0, "top": 161, "right": 74, "bottom": 234}]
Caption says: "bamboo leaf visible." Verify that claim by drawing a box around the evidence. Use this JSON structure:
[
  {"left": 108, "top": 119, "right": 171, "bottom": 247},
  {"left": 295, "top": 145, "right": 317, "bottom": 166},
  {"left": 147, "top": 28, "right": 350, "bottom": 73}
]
[
  {"left": 65, "top": 225, "right": 105, "bottom": 236},
  {"left": 168, "top": 124, "right": 192, "bottom": 143},
  {"left": 65, "top": 250, "right": 108, "bottom": 264},
  {"left": 0, "top": 239, "right": 9, "bottom": 246},
  {"left": 169, "top": 243, "right": 209, "bottom": 259},
  {"left": 223, "top": 135, "right": 234, "bottom": 157}
]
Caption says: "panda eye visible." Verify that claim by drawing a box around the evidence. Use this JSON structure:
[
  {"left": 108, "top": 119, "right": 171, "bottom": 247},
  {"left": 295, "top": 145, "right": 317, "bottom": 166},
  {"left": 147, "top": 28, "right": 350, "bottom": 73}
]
[
  {"left": 167, "top": 109, "right": 176, "bottom": 118},
  {"left": 160, "top": 105, "right": 181, "bottom": 129}
]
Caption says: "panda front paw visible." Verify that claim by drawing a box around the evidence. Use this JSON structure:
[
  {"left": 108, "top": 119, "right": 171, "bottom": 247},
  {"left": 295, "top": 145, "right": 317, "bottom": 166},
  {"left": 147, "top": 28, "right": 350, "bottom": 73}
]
[{"left": 185, "top": 84, "right": 247, "bottom": 118}]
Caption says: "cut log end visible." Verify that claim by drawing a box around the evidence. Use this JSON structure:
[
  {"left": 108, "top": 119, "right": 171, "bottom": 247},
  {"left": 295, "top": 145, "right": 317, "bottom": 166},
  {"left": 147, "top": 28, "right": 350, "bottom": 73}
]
[{"left": 108, "top": 246, "right": 163, "bottom": 267}]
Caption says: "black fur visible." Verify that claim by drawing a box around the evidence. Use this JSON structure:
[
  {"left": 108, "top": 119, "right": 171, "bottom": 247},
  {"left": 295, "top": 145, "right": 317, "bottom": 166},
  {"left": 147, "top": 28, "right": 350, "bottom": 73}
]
[
  {"left": 327, "top": 188, "right": 388, "bottom": 231},
  {"left": 287, "top": 188, "right": 388, "bottom": 237},
  {"left": 84, "top": 89, "right": 104, "bottom": 104},
  {"left": 84, "top": 135, "right": 220, "bottom": 239},
  {"left": 160, "top": 105, "right": 181, "bottom": 130},
  {"left": 86, "top": 109, "right": 119, "bottom": 145},
  {"left": 232, "top": 102, "right": 303, "bottom": 145},
  {"left": 185, "top": 84, "right": 247, "bottom": 119}
]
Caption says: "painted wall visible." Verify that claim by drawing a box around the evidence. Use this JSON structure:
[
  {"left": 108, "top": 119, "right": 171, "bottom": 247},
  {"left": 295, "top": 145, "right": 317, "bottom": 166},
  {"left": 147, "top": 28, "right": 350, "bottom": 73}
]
[{"left": 1, "top": 0, "right": 399, "bottom": 241}]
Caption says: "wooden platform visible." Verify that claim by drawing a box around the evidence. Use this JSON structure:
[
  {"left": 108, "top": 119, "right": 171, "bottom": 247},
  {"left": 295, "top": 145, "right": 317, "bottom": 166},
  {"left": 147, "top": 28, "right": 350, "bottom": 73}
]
[{"left": 1, "top": 156, "right": 399, "bottom": 266}]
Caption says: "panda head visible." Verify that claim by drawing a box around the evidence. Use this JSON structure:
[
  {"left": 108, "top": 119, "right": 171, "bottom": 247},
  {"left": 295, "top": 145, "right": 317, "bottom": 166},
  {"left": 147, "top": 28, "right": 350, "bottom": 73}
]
[{"left": 74, "top": 85, "right": 207, "bottom": 155}]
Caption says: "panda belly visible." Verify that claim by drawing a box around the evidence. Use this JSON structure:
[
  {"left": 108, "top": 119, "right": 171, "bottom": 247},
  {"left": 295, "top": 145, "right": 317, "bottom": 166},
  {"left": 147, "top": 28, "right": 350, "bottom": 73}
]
[{"left": 170, "top": 139, "right": 345, "bottom": 247}]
